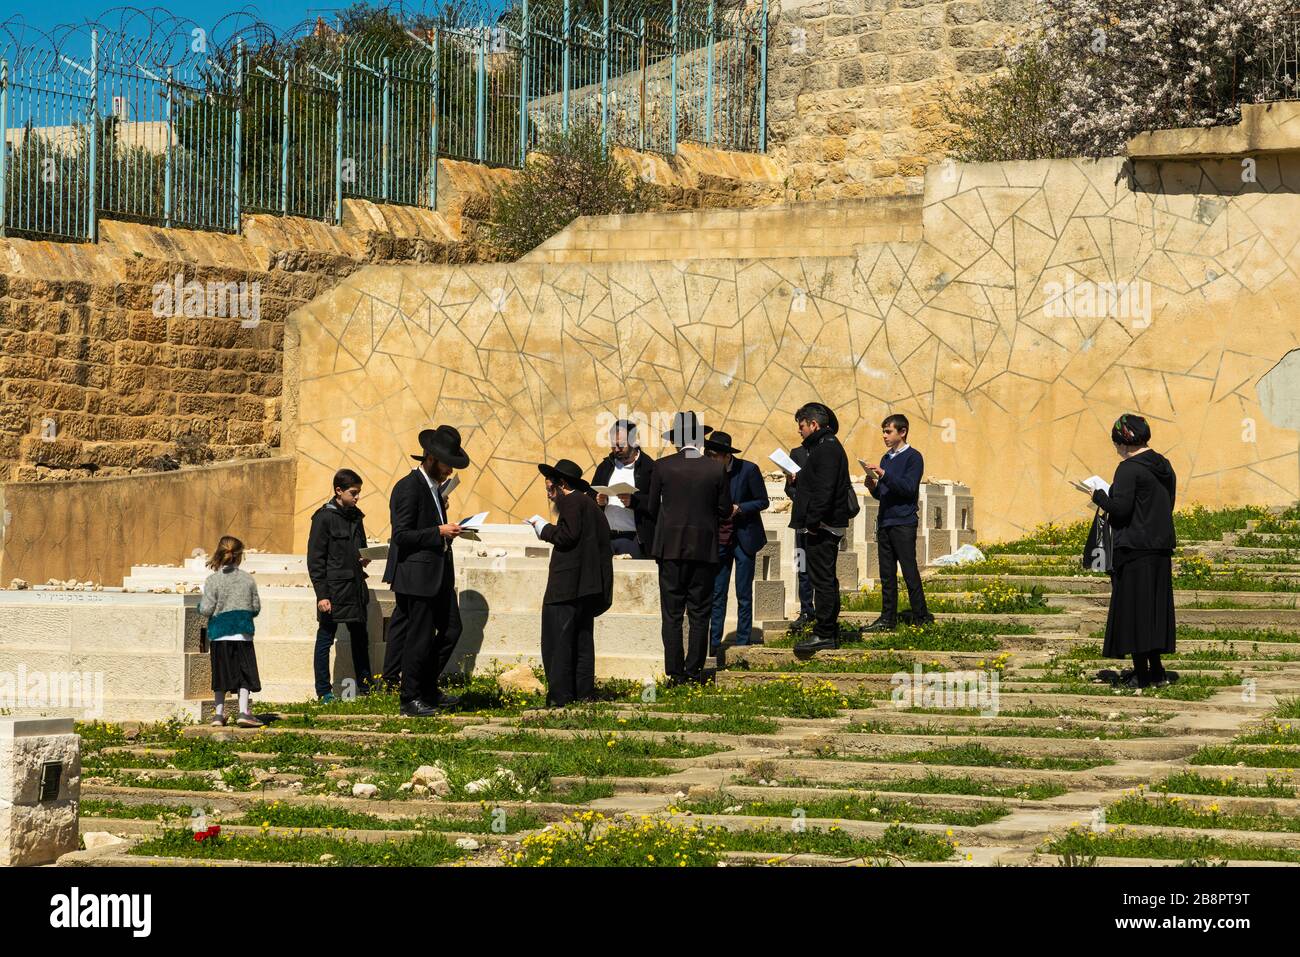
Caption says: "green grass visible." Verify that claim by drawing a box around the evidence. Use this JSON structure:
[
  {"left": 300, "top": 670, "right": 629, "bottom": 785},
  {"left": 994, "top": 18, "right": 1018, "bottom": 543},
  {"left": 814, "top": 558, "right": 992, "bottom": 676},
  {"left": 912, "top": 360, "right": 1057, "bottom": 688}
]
[
  {"left": 829, "top": 742, "right": 1111, "bottom": 771},
  {"left": 130, "top": 827, "right": 469, "bottom": 865},
  {"left": 648, "top": 677, "right": 885, "bottom": 719},
  {"left": 1152, "top": 772, "right": 1297, "bottom": 798},
  {"left": 1046, "top": 826, "right": 1300, "bottom": 863},
  {"left": 842, "top": 583, "right": 1060, "bottom": 615},
  {"left": 744, "top": 655, "right": 947, "bottom": 675},
  {"left": 769, "top": 618, "right": 1026, "bottom": 651},
  {"left": 514, "top": 708, "right": 779, "bottom": 735},
  {"left": 1189, "top": 746, "right": 1300, "bottom": 768},
  {"left": 735, "top": 771, "right": 1068, "bottom": 800},
  {"left": 80, "top": 799, "right": 202, "bottom": 820},
  {"left": 844, "top": 719, "right": 1162, "bottom": 739},
  {"left": 680, "top": 792, "right": 1009, "bottom": 826},
  {"left": 238, "top": 800, "right": 544, "bottom": 834},
  {"left": 1105, "top": 794, "right": 1300, "bottom": 833}
]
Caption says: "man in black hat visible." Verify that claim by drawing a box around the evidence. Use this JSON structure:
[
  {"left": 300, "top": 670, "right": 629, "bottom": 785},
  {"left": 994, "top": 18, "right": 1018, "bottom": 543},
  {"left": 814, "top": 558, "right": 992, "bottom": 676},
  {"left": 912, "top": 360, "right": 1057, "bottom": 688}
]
[
  {"left": 381, "top": 425, "right": 471, "bottom": 716},
  {"left": 703, "top": 430, "right": 768, "bottom": 650},
  {"left": 645, "top": 411, "right": 732, "bottom": 684},
  {"left": 526, "top": 460, "right": 615, "bottom": 706},
  {"left": 589, "top": 418, "right": 657, "bottom": 558},
  {"left": 788, "top": 402, "right": 856, "bottom": 655},
  {"left": 782, "top": 406, "right": 839, "bottom": 630}
]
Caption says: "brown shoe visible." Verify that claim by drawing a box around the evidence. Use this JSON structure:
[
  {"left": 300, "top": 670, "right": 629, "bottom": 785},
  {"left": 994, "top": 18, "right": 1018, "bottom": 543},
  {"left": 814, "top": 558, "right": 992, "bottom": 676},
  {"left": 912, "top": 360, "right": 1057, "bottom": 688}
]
[{"left": 235, "top": 713, "right": 264, "bottom": 728}]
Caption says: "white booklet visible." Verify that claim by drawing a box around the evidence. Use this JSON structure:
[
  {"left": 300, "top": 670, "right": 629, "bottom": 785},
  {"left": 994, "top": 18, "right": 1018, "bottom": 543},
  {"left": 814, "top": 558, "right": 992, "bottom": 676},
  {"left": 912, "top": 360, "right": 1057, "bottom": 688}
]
[
  {"left": 1081, "top": 475, "right": 1111, "bottom": 495},
  {"left": 457, "top": 511, "right": 489, "bottom": 541},
  {"left": 591, "top": 482, "right": 637, "bottom": 496},
  {"left": 524, "top": 514, "right": 547, "bottom": 539},
  {"left": 440, "top": 475, "right": 460, "bottom": 498},
  {"left": 769, "top": 449, "right": 801, "bottom": 475}
]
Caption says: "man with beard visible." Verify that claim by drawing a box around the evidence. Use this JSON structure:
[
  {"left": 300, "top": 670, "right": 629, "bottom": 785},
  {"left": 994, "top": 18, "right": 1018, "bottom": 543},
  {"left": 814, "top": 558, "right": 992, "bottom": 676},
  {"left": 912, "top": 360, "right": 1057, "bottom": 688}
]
[{"left": 589, "top": 419, "right": 657, "bottom": 558}]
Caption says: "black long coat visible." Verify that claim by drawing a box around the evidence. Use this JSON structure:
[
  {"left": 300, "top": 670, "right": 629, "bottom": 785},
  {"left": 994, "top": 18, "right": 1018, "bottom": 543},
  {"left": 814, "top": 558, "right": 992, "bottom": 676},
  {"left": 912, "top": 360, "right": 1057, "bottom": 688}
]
[
  {"left": 382, "top": 468, "right": 453, "bottom": 598},
  {"left": 307, "top": 501, "right": 370, "bottom": 623},
  {"left": 539, "top": 489, "right": 615, "bottom": 611},
  {"left": 645, "top": 449, "right": 732, "bottom": 561}
]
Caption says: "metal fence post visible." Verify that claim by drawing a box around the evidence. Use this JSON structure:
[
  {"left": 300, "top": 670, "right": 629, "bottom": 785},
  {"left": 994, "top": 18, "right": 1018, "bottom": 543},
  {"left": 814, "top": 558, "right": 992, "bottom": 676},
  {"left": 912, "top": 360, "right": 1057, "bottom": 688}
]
[
  {"left": 705, "top": 0, "right": 715, "bottom": 147},
  {"left": 430, "top": 29, "right": 440, "bottom": 209},
  {"left": 382, "top": 55, "right": 392, "bottom": 202},
  {"left": 518, "top": 0, "right": 529, "bottom": 167},
  {"left": 476, "top": 23, "right": 487, "bottom": 162},
  {"left": 601, "top": 0, "right": 610, "bottom": 151},
  {"left": 335, "top": 65, "right": 344, "bottom": 224},
  {"left": 638, "top": 16, "right": 647, "bottom": 152},
  {"left": 88, "top": 30, "right": 99, "bottom": 242},
  {"left": 280, "top": 60, "right": 290, "bottom": 215},
  {"left": 0, "top": 60, "right": 8, "bottom": 236},
  {"left": 759, "top": 0, "right": 768, "bottom": 152},
  {"left": 233, "top": 40, "right": 243, "bottom": 233},
  {"left": 670, "top": 0, "right": 678, "bottom": 154},
  {"left": 164, "top": 67, "right": 174, "bottom": 228},
  {"left": 562, "top": 0, "right": 571, "bottom": 133}
]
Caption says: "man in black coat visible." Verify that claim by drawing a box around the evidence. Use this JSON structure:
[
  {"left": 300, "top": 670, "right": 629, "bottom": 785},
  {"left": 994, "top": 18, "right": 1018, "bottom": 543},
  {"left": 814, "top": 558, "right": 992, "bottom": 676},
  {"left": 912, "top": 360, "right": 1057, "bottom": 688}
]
[
  {"left": 381, "top": 425, "right": 470, "bottom": 717},
  {"left": 782, "top": 408, "right": 840, "bottom": 629},
  {"left": 527, "top": 459, "right": 615, "bottom": 706},
  {"left": 307, "top": 468, "right": 374, "bottom": 701},
  {"left": 646, "top": 411, "right": 732, "bottom": 684},
  {"left": 788, "top": 402, "right": 853, "bottom": 655},
  {"left": 589, "top": 418, "right": 657, "bottom": 558}
]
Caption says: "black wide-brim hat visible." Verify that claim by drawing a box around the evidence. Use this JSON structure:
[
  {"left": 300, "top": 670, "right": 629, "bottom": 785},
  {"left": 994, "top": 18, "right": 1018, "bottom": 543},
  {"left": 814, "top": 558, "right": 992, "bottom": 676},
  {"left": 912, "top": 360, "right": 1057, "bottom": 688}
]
[
  {"left": 703, "top": 430, "right": 741, "bottom": 455},
  {"left": 662, "top": 410, "right": 708, "bottom": 446},
  {"left": 538, "top": 458, "right": 592, "bottom": 492},
  {"left": 411, "top": 425, "right": 470, "bottom": 469}
]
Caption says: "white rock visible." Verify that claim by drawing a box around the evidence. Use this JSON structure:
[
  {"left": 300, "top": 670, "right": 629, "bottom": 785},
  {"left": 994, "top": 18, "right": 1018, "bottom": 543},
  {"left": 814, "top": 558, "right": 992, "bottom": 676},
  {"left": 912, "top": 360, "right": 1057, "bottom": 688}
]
[
  {"left": 497, "top": 664, "right": 545, "bottom": 695},
  {"left": 398, "top": 782, "right": 413, "bottom": 791},
  {"left": 454, "top": 837, "right": 481, "bottom": 851},
  {"left": 351, "top": 783, "right": 378, "bottom": 798},
  {"left": 465, "top": 778, "right": 490, "bottom": 794},
  {"left": 82, "top": 832, "right": 128, "bottom": 852},
  {"left": 336, "top": 779, "right": 352, "bottom": 791}
]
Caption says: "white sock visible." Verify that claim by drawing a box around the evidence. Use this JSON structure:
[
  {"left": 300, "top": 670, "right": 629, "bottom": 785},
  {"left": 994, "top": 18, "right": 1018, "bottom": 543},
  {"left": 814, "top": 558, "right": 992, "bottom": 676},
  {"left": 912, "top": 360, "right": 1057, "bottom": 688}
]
[
  {"left": 239, "top": 688, "right": 251, "bottom": 715},
  {"left": 214, "top": 693, "right": 225, "bottom": 716}
]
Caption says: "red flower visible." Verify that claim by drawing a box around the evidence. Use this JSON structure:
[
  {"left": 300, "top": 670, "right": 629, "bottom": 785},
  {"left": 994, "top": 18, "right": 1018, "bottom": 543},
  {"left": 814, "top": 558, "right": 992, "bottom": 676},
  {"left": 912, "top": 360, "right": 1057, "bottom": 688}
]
[
  {"left": 193, "top": 832, "right": 206, "bottom": 842},
  {"left": 205, "top": 825, "right": 222, "bottom": 838}
]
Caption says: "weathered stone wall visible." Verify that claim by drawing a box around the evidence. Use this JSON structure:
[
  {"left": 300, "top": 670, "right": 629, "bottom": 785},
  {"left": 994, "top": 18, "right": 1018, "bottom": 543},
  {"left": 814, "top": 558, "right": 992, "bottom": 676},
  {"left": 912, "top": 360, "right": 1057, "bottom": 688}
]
[
  {"left": 768, "top": 0, "right": 1031, "bottom": 199},
  {"left": 0, "top": 458, "right": 295, "bottom": 587}
]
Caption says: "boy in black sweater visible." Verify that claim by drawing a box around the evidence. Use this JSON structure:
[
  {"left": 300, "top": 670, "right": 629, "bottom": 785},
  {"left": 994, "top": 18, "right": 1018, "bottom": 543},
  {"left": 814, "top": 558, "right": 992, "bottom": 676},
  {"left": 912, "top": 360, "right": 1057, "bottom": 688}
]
[{"left": 863, "top": 414, "right": 932, "bottom": 631}]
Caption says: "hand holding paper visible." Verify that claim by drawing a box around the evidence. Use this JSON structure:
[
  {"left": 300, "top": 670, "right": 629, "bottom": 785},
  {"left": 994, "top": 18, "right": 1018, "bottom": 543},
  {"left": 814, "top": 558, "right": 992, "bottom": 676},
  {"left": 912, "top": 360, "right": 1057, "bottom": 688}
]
[
  {"left": 769, "top": 449, "right": 801, "bottom": 475},
  {"left": 1069, "top": 475, "right": 1111, "bottom": 496},
  {"left": 524, "top": 514, "right": 547, "bottom": 539},
  {"left": 591, "top": 482, "right": 637, "bottom": 496}
]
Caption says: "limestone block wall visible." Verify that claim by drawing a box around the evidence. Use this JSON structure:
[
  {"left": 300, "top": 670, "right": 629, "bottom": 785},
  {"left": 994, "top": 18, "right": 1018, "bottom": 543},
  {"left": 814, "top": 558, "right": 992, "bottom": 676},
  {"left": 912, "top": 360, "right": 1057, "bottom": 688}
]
[
  {"left": 287, "top": 146, "right": 1300, "bottom": 546},
  {"left": 0, "top": 458, "right": 295, "bottom": 587},
  {"left": 768, "top": 0, "right": 1031, "bottom": 200}
]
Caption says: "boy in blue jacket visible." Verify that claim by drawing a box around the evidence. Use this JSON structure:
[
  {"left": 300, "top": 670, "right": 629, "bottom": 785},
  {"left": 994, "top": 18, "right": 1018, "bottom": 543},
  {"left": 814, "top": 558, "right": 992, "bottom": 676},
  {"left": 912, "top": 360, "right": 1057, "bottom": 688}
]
[{"left": 863, "top": 414, "right": 933, "bottom": 631}]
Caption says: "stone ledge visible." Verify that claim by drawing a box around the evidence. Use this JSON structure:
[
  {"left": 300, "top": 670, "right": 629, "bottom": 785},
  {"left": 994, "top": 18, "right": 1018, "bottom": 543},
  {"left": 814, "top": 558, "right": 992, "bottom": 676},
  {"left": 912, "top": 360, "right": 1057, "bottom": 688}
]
[{"left": 1128, "top": 101, "right": 1300, "bottom": 159}]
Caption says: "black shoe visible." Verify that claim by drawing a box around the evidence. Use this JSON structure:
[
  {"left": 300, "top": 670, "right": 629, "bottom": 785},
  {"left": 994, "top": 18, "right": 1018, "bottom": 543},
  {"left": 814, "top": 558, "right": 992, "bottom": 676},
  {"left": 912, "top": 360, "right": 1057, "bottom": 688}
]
[
  {"left": 790, "top": 614, "right": 813, "bottom": 631},
  {"left": 864, "top": 618, "right": 896, "bottom": 633},
  {"left": 1119, "top": 674, "right": 1144, "bottom": 690},
  {"left": 431, "top": 690, "right": 461, "bottom": 709},
  {"left": 400, "top": 699, "right": 439, "bottom": 717},
  {"left": 1151, "top": 670, "right": 1178, "bottom": 688},
  {"left": 912, "top": 614, "right": 936, "bottom": 627},
  {"left": 794, "top": 636, "right": 838, "bottom": 656}
]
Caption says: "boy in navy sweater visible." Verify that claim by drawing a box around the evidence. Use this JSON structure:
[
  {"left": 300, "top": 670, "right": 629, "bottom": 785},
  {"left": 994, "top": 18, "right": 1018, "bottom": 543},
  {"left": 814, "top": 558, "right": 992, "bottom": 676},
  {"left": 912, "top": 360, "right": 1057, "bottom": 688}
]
[{"left": 863, "top": 414, "right": 933, "bottom": 630}]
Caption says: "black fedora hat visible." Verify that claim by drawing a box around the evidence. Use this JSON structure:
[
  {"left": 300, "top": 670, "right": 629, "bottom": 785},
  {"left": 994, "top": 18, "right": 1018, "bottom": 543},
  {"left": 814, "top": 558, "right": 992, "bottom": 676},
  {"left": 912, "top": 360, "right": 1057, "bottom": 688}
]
[
  {"left": 661, "top": 410, "right": 707, "bottom": 446},
  {"left": 537, "top": 459, "right": 591, "bottom": 492},
  {"left": 703, "top": 430, "right": 741, "bottom": 455},
  {"left": 411, "top": 425, "right": 470, "bottom": 469}
]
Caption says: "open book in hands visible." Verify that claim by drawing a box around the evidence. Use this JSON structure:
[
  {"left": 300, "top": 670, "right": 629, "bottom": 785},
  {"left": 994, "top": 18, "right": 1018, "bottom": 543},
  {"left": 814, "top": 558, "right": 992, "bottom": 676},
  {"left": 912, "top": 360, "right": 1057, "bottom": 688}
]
[
  {"left": 523, "top": 514, "right": 548, "bottom": 539},
  {"left": 456, "top": 511, "right": 489, "bottom": 541},
  {"left": 1069, "top": 475, "right": 1111, "bottom": 496},
  {"left": 591, "top": 482, "right": 637, "bottom": 496}
]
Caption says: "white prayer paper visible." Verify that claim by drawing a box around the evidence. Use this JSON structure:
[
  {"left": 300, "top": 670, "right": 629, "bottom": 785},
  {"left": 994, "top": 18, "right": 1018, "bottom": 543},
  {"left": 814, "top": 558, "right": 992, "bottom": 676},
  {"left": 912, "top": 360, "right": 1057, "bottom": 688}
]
[
  {"left": 1081, "top": 475, "right": 1111, "bottom": 495},
  {"left": 769, "top": 449, "right": 801, "bottom": 475},
  {"left": 440, "top": 475, "right": 460, "bottom": 497},
  {"left": 591, "top": 482, "right": 637, "bottom": 496},
  {"left": 458, "top": 511, "right": 489, "bottom": 529},
  {"left": 525, "top": 514, "right": 547, "bottom": 539}
]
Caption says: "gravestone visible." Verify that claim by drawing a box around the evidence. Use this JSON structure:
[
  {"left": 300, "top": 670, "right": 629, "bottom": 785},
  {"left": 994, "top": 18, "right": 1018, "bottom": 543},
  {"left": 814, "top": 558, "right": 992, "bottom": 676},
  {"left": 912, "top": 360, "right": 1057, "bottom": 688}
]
[{"left": 0, "top": 717, "right": 80, "bottom": 866}]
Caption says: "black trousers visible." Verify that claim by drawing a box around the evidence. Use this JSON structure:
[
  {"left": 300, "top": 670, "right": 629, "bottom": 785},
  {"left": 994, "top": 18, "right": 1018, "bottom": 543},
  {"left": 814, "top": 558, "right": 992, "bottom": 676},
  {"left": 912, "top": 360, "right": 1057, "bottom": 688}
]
[
  {"left": 541, "top": 596, "right": 600, "bottom": 706},
  {"left": 803, "top": 528, "right": 842, "bottom": 642},
  {"left": 390, "top": 565, "right": 458, "bottom": 705},
  {"left": 659, "top": 558, "right": 716, "bottom": 680},
  {"left": 382, "top": 567, "right": 462, "bottom": 691},
  {"left": 878, "top": 523, "right": 929, "bottom": 622}
]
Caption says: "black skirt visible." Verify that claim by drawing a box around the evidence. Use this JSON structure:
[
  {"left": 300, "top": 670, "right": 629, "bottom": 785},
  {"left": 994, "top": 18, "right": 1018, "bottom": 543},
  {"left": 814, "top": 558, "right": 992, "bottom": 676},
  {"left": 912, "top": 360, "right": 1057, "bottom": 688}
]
[
  {"left": 210, "top": 641, "right": 262, "bottom": 693},
  {"left": 1102, "top": 549, "right": 1176, "bottom": 658}
]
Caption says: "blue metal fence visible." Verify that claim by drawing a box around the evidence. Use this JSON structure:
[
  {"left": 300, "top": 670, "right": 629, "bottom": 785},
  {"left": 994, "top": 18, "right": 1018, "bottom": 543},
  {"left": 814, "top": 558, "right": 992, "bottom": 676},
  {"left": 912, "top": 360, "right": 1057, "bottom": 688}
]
[{"left": 0, "top": 1, "right": 768, "bottom": 242}]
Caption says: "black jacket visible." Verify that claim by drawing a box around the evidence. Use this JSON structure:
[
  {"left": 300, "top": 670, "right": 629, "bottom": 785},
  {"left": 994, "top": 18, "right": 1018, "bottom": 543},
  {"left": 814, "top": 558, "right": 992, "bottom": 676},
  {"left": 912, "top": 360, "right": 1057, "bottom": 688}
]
[
  {"left": 589, "top": 448, "right": 657, "bottom": 551},
  {"left": 1092, "top": 451, "right": 1177, "bottom": 552},
  {"left": 307, "top": 500, "right": 370, "bottom": 623},
  {"left": 646, "top": 449, "right": 732, "bottom": 561},
  {"left": 382, "top": 468, "right": 454, "bottom": 598},
  {"left": 789, "top": 428, "right": 852, "bottom": 530},
  {"left": 540, "top": 489, "right": 615, "bottom": 610}
]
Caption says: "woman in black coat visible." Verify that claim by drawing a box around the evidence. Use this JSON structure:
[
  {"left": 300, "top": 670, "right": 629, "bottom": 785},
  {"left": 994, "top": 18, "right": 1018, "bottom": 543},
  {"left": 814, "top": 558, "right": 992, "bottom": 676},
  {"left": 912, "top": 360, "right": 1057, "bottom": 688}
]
[{"left": 1073, "top": 415, "right": 1178, "bottom": 688}]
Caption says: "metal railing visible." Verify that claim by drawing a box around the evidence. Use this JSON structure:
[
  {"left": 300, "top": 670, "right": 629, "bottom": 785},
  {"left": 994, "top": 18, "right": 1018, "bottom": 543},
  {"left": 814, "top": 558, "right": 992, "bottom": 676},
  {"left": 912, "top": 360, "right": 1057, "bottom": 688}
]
[{"left": 0, "top": 1, "right": 768, "bottom": 242}]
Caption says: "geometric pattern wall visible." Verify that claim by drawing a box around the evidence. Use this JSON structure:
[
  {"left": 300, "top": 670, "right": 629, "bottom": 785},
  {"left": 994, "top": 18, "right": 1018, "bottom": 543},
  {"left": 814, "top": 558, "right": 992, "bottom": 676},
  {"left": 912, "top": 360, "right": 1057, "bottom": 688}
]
[{"left": 289, "top": 154, "right": 1300, "bottom": 546}]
